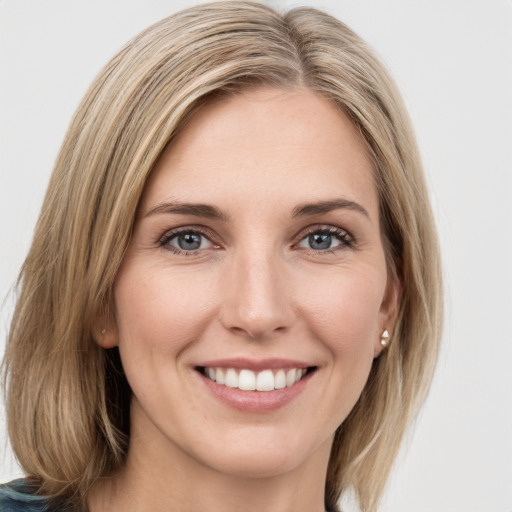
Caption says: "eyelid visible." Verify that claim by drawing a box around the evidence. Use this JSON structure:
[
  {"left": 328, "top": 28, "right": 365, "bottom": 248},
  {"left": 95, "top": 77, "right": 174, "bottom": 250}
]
[
  {"left": 157, "top": 225, "right": 221, "bottom": 253},
  {"left": 293, "top": 224, "right": 355, "bottom": 252},
  {"left": 156, "top": 223, "right": 355, "bottom": 256}
]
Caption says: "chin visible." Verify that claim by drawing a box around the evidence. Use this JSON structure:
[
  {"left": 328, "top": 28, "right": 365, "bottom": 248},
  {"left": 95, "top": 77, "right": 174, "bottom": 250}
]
[
  {"left": 202, "top": 452, "right": 308, "bottom": 480},
  {"left": 185, "top": 425, "right": 333, "bottom": 480}
]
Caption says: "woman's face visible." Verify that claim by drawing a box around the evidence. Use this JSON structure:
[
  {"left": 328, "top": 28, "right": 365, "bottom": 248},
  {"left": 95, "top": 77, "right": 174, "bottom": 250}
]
[{"left": 105, "top": 88, "right": 398, "bottom": 479}]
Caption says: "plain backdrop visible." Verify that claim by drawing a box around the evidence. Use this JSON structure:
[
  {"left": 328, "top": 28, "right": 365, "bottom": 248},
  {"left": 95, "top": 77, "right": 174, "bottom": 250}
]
[{"left": 1, "top": 1, "right": 511, "bottom": 511}]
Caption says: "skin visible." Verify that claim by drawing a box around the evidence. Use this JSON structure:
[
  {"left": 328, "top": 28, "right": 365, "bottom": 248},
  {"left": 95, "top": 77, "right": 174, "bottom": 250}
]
[{"left": 91, "top": 87, "right": 398, "bottom": 512}]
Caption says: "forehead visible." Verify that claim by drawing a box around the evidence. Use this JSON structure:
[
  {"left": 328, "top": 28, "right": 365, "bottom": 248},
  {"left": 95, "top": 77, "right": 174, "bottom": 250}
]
[{"left": 141, "top": 87, "right": 377, "bottom": 218}]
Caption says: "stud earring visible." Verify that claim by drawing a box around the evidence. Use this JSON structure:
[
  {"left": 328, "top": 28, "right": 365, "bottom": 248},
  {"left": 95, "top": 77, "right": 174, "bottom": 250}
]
[
  {"left": 101, "top": 329, "right": 106, "bottom": 335},
  {"left": 380, "top": 330, "right": 390, "bottom": 347}
]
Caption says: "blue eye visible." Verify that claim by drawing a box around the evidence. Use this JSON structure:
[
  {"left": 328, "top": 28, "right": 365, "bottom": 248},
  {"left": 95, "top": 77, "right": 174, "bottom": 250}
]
[
  {"left": 297, "top": 227, "right": 352, "bottom": 252},
  {"left": 161, "top": 230, "right": 214, "bottom": 253},
  {"left": 307, "top": 233, "right": 337, "bottom": 250},
  {"left": 175, "top": 233, "right": 202, "bottom": 250}
]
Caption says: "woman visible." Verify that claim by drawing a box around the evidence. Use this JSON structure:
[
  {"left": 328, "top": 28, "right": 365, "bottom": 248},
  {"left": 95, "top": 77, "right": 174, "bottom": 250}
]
[{"left": 1, "top": 2, "right": 443, "bottom": 511}]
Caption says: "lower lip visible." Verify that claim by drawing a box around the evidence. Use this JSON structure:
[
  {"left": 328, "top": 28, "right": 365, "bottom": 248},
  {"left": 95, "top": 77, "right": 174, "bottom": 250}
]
[{"left": 198, "top": 371, "right": 313, "bottom": 412}]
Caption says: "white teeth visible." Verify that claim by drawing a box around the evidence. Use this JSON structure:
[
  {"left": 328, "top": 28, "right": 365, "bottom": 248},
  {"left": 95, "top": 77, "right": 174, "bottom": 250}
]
[
  {"left": 203, "top": 367, "right": 309, "bottom": 391},
  {"left": 274, "top": 369, "right": 286, "bottom": 389},
  {"left": 238, "top": 369, "right": 256, "bottom": 390},
  {"left": 286, "top": 368, "right": 296, "bottom": 387},
  {"left": 256, "top": 370, "right": 274, "bottom": 391},
  {"left": 215, "top": 368, "right": 225, "bottom": 385},
  {"left": 225, "top": 368, "right": 238, "bottom": 388}
]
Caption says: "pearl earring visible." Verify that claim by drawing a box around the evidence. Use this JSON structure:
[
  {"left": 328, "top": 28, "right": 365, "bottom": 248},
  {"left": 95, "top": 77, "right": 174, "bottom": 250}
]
[
  {"left": 101, "top": 329, "right": 106, "bottom": 335},
  {"left": 380, "top": 330, "right": 390, "bottom": 347}
]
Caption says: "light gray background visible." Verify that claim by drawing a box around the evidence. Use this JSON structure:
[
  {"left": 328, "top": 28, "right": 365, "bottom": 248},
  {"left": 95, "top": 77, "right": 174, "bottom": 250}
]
[{"left": 1, "top": 1, "right": 511, "bottom": 511}]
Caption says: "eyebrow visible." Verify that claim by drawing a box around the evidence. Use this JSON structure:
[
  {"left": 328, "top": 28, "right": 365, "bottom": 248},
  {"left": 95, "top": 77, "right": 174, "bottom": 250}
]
[
  {"left": 144, "top": 198, "right": 369, "bottom": 222},
  {"left": 144, "top": 201, "right": 229, "bottom": 221},
  {"left": 292, "top": 199, "right": 370, "bottom": 219}
]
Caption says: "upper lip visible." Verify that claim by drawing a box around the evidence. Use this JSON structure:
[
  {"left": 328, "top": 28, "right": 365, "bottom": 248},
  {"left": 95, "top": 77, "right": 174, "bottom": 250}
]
[{"left": 196, "top": 357, "right": 313, "bottom": 372}]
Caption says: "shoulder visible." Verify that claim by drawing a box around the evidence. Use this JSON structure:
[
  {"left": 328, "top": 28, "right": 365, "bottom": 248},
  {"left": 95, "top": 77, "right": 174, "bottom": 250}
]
[{"left": 0, "top": 480, "right": 56, "bottom": 512}]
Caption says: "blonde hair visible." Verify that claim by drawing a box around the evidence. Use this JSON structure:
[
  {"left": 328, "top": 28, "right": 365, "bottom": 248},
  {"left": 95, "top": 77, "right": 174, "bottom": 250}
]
[{"left": 2, "top": 2, "right": 443, "bottom": 511}]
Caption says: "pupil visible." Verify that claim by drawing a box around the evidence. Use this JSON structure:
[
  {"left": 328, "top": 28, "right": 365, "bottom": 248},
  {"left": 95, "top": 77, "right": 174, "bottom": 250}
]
[
  {"left": 178, "top": 233, "right": 201, "bottom": 250},
  {"left": 309, "top": 233, "right": 331, "bottom": 250}
]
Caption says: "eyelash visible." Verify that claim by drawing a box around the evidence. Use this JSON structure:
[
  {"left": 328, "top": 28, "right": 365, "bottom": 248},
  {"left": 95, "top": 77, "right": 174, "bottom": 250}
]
[
  {"left": 157, "top": 225, "right": 354, "bottom": 256},
  {"left": 157, "top": 227, "right": 219, "bottom": 255},
  {"left": 295, "top": 225, "right": 354, "bottom": 255}
]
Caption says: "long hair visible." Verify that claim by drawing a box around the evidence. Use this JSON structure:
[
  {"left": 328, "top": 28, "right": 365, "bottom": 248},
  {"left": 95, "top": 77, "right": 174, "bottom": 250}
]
[{"left": 2, "top": 2, "right": 443, "bottom": 511}]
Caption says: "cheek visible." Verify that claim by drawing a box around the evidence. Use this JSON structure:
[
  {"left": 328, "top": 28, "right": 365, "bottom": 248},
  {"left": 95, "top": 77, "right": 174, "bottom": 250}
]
[
  {"left": 113, "top": 264, "right": 218, "bottom": 356},
  {"left": 299, "top": 266, "right": 385, "bottom": 358},
  {"left": 113, "top": 265, "right": 220, "bottom": 409},
  {"left": 298, "top": 268, "right": 385, "bottom": 423}
]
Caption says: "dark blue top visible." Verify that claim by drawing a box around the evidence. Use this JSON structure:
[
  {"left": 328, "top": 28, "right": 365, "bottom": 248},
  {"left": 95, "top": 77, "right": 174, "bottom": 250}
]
[
  {"left": 0, "top": 480, "right": 58, "bottom": 512},
  {"left": 1, "top": 478, "right": 339, "bottom": 511}
]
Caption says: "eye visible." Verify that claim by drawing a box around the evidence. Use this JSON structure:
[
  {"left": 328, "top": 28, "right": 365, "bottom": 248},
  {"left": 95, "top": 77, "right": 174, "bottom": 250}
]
[
  {"left": 159, "top": 229, "right": 217, "bottom": 254},
  {"left": 297, "top": 226, "right": 353, "bottom": 252}
]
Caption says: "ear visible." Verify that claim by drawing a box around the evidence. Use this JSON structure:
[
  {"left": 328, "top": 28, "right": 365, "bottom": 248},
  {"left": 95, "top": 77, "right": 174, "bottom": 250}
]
[
  {"left": 92, "top": 307, "right": 119, "bottom": 349},
  {"left": 374, "top": 270, "right": 401, "bottom": 358}
]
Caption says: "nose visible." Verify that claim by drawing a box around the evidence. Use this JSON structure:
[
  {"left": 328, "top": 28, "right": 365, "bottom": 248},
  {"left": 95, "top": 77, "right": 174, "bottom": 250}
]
[{"left": 219, "top": 248, "right": 295, "bottom": 340}]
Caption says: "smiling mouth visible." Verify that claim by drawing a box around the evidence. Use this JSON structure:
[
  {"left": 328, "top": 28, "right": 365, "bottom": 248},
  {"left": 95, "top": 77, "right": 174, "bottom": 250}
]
[{"left": 198, "top": 366, "right": 316, "bottom": 392}]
